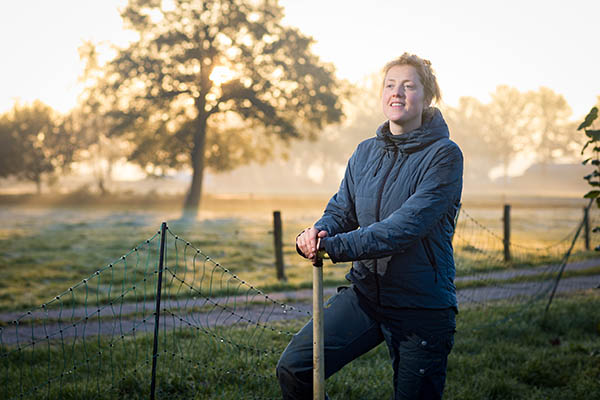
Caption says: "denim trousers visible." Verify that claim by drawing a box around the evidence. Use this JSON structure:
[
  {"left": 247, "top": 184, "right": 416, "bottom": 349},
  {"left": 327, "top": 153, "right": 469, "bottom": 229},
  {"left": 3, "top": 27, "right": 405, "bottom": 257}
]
[{"left": 276, "top": 286, "right": 455, "bottom": 400}]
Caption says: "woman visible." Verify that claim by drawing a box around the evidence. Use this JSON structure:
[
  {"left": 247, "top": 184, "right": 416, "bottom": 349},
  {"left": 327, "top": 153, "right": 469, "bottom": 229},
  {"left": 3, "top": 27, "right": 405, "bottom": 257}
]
[{"left": 277, "top": 53, "right": 463, "bottom": 400}]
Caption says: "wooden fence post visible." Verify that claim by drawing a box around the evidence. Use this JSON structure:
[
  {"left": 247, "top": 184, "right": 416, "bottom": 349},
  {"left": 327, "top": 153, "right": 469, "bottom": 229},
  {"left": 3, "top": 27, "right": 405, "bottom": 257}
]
[
  {"left": 584, "top": 206, "right": 590, "bottom": 251},
  {"left": 503, "top": 204, "right": 511, "bottom": 262},
  {"left": 273, "top": 211, "right": 286, "bottom": 281},
  {"left": 312, "top": 256, "right": 325, "bottom": 400}
]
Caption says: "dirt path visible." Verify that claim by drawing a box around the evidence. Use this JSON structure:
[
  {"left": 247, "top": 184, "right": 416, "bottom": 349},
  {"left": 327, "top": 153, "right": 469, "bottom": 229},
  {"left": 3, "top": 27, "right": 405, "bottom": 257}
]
[
  {"left": 455, "top": 258, "right": 600, "bottom": 283},
  {"left": 1, "top": 261, "right": 599, "bottom": 346}
]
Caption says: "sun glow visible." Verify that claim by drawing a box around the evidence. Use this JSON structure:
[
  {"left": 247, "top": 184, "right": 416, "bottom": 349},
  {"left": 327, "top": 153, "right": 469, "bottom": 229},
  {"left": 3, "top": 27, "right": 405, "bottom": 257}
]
[{"left": 209, "top": 66, "right": 236, "bottom": 86}]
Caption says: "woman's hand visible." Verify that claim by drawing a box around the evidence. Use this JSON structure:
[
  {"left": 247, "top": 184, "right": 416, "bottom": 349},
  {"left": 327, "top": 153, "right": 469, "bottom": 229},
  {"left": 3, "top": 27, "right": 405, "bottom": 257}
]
[{"left": 296, "top": 227, "right": 328, "bottom": 261}]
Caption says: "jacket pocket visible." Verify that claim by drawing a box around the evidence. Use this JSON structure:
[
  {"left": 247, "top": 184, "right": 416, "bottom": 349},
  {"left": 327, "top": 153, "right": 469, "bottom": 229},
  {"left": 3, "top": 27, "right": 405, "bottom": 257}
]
[{"left": 421, "top": 238, "right": 439, "bottom": 283}]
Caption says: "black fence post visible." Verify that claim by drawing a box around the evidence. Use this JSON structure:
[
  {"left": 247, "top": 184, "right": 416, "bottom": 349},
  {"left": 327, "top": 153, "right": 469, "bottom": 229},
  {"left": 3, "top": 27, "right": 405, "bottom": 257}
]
[
  {"left": 584, "top": 206, "right": 590, "bottom": 251},
  {"left": 273, "top": 211, "right": 286, "bottom": 281},
  {"left": 546, "top": 199, "right": 594, "bottom": 313},
  {"left": 150, "top": 222, "right": 167, "bottom": 400},
  {"left": 503, "top": 204, "right": 511, "bottom": 262}
]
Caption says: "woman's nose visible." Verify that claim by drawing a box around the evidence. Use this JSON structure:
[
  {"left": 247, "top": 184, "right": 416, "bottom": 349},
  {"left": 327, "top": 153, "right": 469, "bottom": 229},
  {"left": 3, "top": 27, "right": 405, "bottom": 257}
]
[{"left": 393, "top": 88, "right": 405, "bottom": 97}]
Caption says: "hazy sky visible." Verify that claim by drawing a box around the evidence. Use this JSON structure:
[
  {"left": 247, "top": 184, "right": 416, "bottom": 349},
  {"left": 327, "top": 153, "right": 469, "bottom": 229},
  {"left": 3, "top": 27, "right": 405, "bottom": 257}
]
[{"left": 1, "top": 0, "right": 599, "bottom": 118}]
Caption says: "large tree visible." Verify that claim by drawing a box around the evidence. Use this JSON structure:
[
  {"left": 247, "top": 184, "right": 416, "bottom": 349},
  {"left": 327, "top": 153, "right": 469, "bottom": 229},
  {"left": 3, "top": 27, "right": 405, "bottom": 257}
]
[
  {"left": 527, "top": 87, "right": 577, "bottom": 166},
  {"left": 444, "top": 96, "right": 495, "bottom": 184},
  {"left": 101, "top": 0, "right": 344, "bottom": 217},
  {"left": 446, "top": 87, "right": 581, "bottom": 185},
  {"left": 484, "top": 85, "right": 531, "bottom": 183},
  {"left": 446, "top": 86, "right": 531, "bottom": 185},
  {"left": 0, "top": 101, "right": 75, "bottom": 194}
]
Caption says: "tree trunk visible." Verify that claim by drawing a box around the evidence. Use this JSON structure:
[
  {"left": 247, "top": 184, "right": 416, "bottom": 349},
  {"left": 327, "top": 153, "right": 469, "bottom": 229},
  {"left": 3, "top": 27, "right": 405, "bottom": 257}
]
[
  {"left": 182, "top": 113, "right": 208, "bottom": 220},
  {"left": 98, "top": 176, "right": 106, "bottom": 195}
]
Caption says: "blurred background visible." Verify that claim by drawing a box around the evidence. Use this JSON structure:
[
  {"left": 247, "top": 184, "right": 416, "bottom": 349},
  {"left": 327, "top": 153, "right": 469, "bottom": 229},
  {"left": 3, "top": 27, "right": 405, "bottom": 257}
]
[{"left": 0, "top": 0, "right": 598, "bottom": 215}]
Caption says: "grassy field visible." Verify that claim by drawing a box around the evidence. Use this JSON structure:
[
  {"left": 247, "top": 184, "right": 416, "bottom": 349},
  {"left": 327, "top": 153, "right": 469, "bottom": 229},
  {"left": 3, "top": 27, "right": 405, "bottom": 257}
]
[
  {"left": 0, "top": 194, "right": 598, "bottom": 312},
  {"left": 1, "top": 195, "right": 599, "bottom": 398},
  {"left": 1, "top": 290, "right": 599, "bottom": 399}
]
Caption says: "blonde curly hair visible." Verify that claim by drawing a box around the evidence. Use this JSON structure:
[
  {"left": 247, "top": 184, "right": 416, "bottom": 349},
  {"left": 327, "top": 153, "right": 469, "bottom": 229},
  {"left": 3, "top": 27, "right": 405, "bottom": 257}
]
[{"left": 382, "top": 53, "right": 441, "bottom": 106}]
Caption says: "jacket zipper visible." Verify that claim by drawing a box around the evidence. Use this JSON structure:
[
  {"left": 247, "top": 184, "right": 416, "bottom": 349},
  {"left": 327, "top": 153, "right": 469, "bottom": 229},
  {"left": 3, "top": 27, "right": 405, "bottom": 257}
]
[{"left": 373, "top": 150, "right": 402, "bottom": 305}]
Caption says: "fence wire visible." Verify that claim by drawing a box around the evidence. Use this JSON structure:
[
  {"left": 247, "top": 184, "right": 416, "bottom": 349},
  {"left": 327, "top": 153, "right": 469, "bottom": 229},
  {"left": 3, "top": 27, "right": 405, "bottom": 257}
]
[
  {"left": 453, "top": 203, "right": 599, "bottom": 330},
  {"left": 1, "top": 206, "right": 599, "bottom": 399}
]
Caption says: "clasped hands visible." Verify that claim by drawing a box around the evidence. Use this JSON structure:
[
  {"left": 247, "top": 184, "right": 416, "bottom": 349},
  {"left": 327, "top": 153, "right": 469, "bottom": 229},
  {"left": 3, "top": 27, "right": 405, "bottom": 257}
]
[{"left": 296, "top": 227, "right": 328, "bottom": 262}]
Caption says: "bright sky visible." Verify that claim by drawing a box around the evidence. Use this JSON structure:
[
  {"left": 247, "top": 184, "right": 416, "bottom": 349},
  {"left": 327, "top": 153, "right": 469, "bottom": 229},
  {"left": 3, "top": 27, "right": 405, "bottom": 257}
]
[{"left": 1, "top": 0, "right": 598, "bottom": 119}]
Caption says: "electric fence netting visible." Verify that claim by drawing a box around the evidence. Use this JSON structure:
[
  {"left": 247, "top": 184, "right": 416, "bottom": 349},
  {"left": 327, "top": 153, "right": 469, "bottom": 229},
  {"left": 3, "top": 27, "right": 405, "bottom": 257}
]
[
  {"left": 453, "top": 201, "right": 598, "bottom": 325},
  {"left": 0, "top": 222, "right": 307, "bottom": 399},
  {"left": 1, "top": 206, "right": 599, "bottom": 399}
]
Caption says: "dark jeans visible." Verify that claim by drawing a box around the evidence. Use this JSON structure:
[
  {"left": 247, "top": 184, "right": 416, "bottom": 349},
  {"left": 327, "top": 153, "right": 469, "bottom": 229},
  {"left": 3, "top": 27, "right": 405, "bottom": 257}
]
[{"left": 276, "top": 286, "right": 455, "bottom": 400}]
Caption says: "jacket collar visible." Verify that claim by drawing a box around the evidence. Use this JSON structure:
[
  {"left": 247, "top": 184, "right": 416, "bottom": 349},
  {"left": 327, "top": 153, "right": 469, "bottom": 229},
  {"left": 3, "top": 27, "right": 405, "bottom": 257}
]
[{"left": 376, "top": 107, "right": 449, "bottom": 154}]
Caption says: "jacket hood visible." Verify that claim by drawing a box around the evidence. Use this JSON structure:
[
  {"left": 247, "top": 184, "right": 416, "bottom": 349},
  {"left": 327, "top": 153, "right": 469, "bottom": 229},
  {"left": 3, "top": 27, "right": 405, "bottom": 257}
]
[{"left": 376, "top": 107, "right": 449, "bottom": 154}]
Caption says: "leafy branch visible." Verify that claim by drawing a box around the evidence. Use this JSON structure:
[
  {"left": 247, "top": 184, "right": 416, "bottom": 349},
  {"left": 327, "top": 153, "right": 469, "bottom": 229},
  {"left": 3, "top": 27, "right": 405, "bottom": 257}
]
[{"left": 580, "top": 106, "right": 600, "bottom": 250}]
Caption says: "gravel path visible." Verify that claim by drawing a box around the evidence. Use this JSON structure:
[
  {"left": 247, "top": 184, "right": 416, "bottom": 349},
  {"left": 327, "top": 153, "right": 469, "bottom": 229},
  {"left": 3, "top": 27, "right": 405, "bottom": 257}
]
[{"left": 1, "top": 261, "right": 599, "bottom": 346}]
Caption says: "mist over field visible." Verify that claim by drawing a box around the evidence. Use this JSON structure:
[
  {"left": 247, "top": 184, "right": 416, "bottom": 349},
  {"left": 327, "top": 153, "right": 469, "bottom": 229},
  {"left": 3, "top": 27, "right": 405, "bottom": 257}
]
[
  {"left": 0, "top": 145, "right": 592, "bottom": 201},
  {"left": 2, "top": 81, "right": 595, "bottom": 202}
]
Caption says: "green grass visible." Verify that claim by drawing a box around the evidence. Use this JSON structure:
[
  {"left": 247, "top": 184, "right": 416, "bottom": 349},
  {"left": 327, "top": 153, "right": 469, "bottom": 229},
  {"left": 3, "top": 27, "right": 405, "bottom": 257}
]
[
  {"left": 1, "top": 203, "right": 598, "bottom": 312},
  {"left": 1, "top": 196, "right": 598, "bottom": 398},
  {"left": 445, "top": 290, "right": 600, "bottom": 400},
  {"left": 1, "top": 290, "right": 599, "bottom": 399},
  {"left": 454, "top": 264, "right": 600, "bottom": 290},
  {"left": 0, "top": 206, "right": 358, "bottom": 311}
]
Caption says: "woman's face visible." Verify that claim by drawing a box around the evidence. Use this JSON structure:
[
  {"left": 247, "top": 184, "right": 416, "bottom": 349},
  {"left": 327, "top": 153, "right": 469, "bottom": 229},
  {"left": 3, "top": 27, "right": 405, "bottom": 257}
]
[{"left": 381, "top": 65, "right": 427, "bottom": 134}]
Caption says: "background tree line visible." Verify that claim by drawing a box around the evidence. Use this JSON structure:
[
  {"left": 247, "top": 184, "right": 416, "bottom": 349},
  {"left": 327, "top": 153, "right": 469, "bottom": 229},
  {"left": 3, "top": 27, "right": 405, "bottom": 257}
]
[
  {"left": 0, "top": 76, "right": 589, "bottom": 201},
  {"left": 0, "top": 0, "right": 593, "bottom": 211},
  {"left": 288, "top": 80, "right": 589, "bottom": 190}
]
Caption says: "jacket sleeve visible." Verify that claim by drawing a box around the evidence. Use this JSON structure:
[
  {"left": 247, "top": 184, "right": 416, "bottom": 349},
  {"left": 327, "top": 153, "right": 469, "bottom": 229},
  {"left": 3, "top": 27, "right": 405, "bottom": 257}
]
[
  {"left": 313, "top": 149, "right": 360, "bottom": 236},
  {"left": 321, "top": 142, "right": 463, "bottom": 263}
]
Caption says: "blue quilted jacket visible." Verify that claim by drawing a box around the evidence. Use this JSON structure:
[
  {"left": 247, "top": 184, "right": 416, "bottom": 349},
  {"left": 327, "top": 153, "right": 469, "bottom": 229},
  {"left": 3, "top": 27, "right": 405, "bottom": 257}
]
[{"left": 317, "top": 108, "right": 463, "bottom": 310}]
